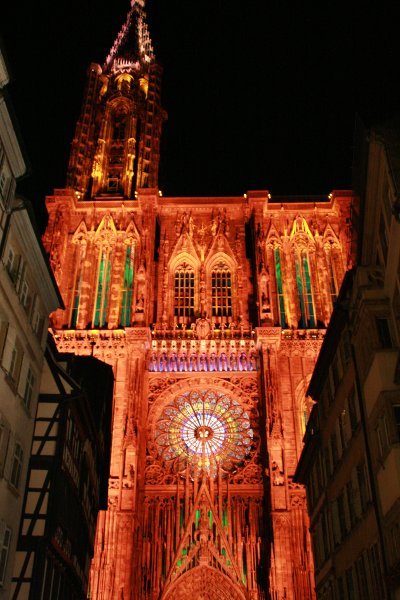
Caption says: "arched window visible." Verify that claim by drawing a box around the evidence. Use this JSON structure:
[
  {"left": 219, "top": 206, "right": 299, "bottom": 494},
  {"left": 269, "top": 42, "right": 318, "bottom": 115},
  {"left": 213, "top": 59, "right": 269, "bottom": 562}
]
[
  {"left": 274, "top": 247, "right": 287, "bottom": 327},
  {"left": 120, "top": 242, "right": 135, "bottom": 326},
  {"left": 174, "top": 263, "right": 195, "bottom": 319},
  {"left": 93, "top": 247, "right": 112, "bottom": 327},
  {"left": 295, "top": 250, "right": 315, "bottom": 328},
  {"left": 70, "top": 243, "right": 86, "bottom": 328},
  {"left": 211, "top": 263, "right": 232, "bottom": 318}
]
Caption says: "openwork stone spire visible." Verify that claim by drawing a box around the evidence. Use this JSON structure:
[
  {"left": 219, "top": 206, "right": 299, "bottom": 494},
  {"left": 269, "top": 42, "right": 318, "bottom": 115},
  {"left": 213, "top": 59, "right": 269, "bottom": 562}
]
[
  {"left": 66, "top": 0, "right": 164, "bottom": 198},
  {"left": 103, "top": 0, "right": 154, "bottom": 74}
]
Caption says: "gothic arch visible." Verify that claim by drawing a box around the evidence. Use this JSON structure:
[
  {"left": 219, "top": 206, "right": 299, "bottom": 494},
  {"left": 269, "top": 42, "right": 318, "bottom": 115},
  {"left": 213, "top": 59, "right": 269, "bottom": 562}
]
[
  {"left": 169, "top": 252, "right": 200, "bottom": 323},
  {"left": 322, "top": 224, "right": 341, "bottom": 249},
  {"left": 162, "top": 565, "right": 248, "bottom": 600},
  {"left": 265, "top": 223, "right": 282, "bottom": 249},
  {"left": 71, "top": 219, "right": 89, "bottom": 243},
  {"left": 206, "top": 249, "right": 236, "bottom": 270},
  {"left": 205, "top": 251, "right": 237, "bottom": 322},
  {"left": 94, "top": 213, "right": 117, "bottom": 247}
]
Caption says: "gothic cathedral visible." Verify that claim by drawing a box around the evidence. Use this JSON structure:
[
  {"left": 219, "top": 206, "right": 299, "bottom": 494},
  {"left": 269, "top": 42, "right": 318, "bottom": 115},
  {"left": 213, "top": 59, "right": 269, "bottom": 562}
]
[{"left": 43, "top": 2, "right": 356, "bottom": 598}]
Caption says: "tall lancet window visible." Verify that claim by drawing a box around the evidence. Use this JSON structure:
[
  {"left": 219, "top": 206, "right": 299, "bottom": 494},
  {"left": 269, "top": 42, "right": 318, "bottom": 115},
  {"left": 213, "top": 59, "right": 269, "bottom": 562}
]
[
  {"left": 70, "top": 242, "right": 86, "bottom": 328},
  {"left": 174, "top": 263, "right": 195, "bottom": 319},
  {"left": 274, "top": 247, "right": 287, "bottom": 328},
  {"left": 295, "top": 250, "right": 316, "bottom": 328},
  {"left": 211, "top": 263, "right": 232, "bottom": 318},
  {"left": 93, "top": 247, "right": 112, "bottom": 327},
  {"left": 325, "top": 245, "right": 338, "bottom": 306},
  {"left": 121, "top": 242, "right": 135, "bottom": 326}
]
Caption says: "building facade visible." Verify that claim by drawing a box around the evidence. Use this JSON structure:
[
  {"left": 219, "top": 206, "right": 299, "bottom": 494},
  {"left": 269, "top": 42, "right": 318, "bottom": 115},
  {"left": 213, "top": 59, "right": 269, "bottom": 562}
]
[
  {"left": 0, "top": 49, "right": 61, "bottom": 598},
  {"left": 42, "top": 2, "right": 357, "bottom": 598},
  {"left": 295, "top": 121, "right": 400, "bottom": 599}
]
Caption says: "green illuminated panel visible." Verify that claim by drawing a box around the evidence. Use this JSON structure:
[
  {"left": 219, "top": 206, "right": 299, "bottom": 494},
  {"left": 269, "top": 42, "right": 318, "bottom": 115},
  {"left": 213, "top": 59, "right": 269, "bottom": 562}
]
[
  {"left": 302, "top": 254, "right": 315, "bottom": 327},
  {"left": 121, "top": 245, "right": 134, "bottom": 325},
  {"left": 295, "top": 258, "right": 306, "bottom": 328},
  {"left": 94, "top": 252, "right": 106, "bottom": 326}
]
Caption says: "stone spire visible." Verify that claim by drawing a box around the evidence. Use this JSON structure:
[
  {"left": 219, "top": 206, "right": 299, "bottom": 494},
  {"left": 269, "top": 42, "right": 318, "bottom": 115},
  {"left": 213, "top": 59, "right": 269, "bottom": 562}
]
[{"left": 103, "top": 0, "right": 154, "bottom": 74}]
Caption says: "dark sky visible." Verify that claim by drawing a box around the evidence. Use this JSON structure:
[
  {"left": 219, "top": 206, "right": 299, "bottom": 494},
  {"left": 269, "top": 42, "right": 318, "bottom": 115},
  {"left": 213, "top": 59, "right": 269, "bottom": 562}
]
[{"left": 1, "top": 0, "right": 399, "bottom": 230}]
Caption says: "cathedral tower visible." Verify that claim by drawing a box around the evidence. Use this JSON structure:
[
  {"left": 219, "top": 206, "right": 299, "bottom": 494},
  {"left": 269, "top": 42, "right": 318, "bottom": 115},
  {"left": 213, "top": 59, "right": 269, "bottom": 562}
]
[
  {"left": 66, "top": 0, "right": 164, "bottom": 199},
  {"left": 43, "top": 2, "right": 357, "bottom": 598}
]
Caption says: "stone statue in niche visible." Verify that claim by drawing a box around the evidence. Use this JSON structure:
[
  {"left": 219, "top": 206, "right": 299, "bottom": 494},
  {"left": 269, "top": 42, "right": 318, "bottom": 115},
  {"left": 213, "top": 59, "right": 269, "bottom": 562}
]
[
  {"left": 211, "top": 215, "right": 217, "bottom": 236},
  {"left": 136, "top": 263, "right": 146, "bottom": 312},
  {"left": 270, "top": 446, "right": 284, "bottom": 486},
  {"left": 195, "top": 318, "right": 211, "bottom": 340},
  {"left": 259, "top": 264, "right": 271, "bottom": 314},
  {"left": 223, "top": 208, "right": 230, "bottom": 236}
]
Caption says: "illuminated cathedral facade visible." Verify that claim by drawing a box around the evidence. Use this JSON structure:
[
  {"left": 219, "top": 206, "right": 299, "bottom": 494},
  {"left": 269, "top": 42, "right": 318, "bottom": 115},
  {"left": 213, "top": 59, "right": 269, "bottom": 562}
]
[{"left": 43, "top": 2, "right": 357, "bottom": 598}]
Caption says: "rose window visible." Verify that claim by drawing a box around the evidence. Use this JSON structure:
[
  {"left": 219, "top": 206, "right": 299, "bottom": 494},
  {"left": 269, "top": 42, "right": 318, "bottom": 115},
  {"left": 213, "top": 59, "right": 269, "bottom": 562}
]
[{"left": 154, "top": 390, "right": 253, "bottom": 473}]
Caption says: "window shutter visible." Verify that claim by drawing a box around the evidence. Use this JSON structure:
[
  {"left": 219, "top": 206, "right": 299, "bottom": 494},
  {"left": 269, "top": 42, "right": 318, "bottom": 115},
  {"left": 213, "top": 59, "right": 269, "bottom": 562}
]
[
  {"left": 0, "top": 519, "right": 5, "bottom": 548},
  {"left": 331, "top": 500, "right": 341, "bottom": 545},
  {"left": 3, "top": 433, "right": 15, "bottom": 483},
  {"left": 0, "top": 418, "right": 11, "bottom": 477},
  {"left": 0, "top": 322, "right": 9, "bottom": 362},
  {"left": 1, "top": 327, "right": 15, "bottom": 372},
  {"left": 352, "top": 467, "right": 362, "bottom": 518}
]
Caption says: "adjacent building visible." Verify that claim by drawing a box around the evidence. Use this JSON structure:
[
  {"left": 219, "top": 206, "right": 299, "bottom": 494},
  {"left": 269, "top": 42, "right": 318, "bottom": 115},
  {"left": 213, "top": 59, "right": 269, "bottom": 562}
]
[
  {"left": 10, "top": 343, "right": 113, "bottom": 600},
  {"left": 295, "top": 119, "right": 400, "bottom": 599},
  {"left": 0, "top": 48, "right": 62, "bottom": 598},
  {"left": 41, "top": 2, "right": 358, "bottom": 598}
]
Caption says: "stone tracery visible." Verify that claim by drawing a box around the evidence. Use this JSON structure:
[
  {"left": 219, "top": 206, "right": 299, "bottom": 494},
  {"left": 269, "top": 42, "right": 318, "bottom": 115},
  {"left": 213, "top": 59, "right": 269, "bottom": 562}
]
[{"left": 154, "top": 389, "right": 254, "bottom": 475}]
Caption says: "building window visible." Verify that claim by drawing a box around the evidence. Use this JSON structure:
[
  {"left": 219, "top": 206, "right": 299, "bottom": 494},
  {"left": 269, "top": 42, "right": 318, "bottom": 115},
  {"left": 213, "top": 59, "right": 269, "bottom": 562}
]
[
  {"left": 376, "top": 413, "right": 389, "bottom": 458},
  {"left": 10, "top": 442, "right": 23, "bottom": 489},
  {"left": 121, "top": 243, "right": 135, "bottom": 326},
  {"left": 357, "top": 463, "right": 370, "bottom": 513},
  {"left": 346, "top": 481, "right": 357, "bottom": 528},
  {"left": 23, "top": 367, "right": 35, "bottom": 410},
  {"left": 107, "top": 177, "right": 120, "bottom": 193},
  {"left": 3, "top": 333, "right": 24, "bottom": 387},
  {"left": 19, "top": 279, "right": 30, "bottom": 310},
  {"left": 376, "top": 317, "right": 392, "bottom": 348},
  {"left": 93, "top": 247, "right": 112, "bottom": 327},
  {"left": 355, "top": 555, "right": 370, "bottom": 600},
  {"left": 174, "top": 263, "right": 195, "bottom": 319},
  {"left": 347, "top": 388, "right": 359, "bottom": 433},
  {"left": 330, "top": 431, "right": 339, "bottom": 467},
  {"left": 0, "top": 163, "right": 11, "bottom": 205},
  {"left": 345, "top": 567, "right": 356, "bottom": 600},
  {"left": 393, "top": 404, "right": 400, "bottom": 440},
  {"left": 211, "top": 263, "right": 232, "bottom": 318},
  {"left": 31, "top": 296, "right": 45, "bottom": 340},
  {"left": 66, "top": 412, "right": 81, "bottom": 461},
  {"left": 0, "top": 524, "right": 11, "bottom": 586},
  {"left": 367, "top": 543, "right": 385, "bottom": 597},
  {"left": 379, "top": 212, "right": 388, "bottom": 264},
  {"left": 5, "top": 247, "right": 16, "bottom": 281}
]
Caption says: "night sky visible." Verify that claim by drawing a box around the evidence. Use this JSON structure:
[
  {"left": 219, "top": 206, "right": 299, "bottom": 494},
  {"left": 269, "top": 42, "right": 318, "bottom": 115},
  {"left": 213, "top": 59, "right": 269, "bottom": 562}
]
[{"left": 1, "top": 0, "right": 399, "bottom": 231}]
